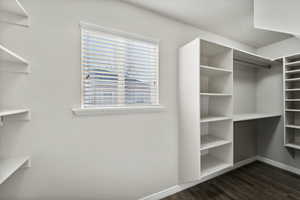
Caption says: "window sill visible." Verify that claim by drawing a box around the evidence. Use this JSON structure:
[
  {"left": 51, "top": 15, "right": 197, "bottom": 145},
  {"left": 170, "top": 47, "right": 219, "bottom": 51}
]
[{"left": 72, "top": 105, "right": 165, "bottom": 116}]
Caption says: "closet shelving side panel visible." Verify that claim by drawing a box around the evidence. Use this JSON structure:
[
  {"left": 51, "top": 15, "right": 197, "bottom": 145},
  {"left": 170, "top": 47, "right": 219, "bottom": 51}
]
[
  {"left": 178, "top": 38, "right": 201, "bottom": 183},
  {"left": 283, "top": 58, "right": 287, "bottom": 146}
]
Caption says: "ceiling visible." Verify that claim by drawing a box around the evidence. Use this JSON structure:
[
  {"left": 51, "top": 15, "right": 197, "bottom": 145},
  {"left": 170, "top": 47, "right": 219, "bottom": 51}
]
[{"left": 120, "top": 0, "right": 292, "bottom": 48}]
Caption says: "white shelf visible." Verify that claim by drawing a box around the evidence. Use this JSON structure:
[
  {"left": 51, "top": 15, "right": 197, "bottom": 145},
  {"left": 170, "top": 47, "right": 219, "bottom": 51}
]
[
  {"left": 200, "top": 93, "right": 232, "bottom": 97},
  {"left": 286, "top": 69, "right": 300, "bottom": 74},
  {"left": 200, "top": 116, "right": 232, "bottom": 123},
  {"left": 200, "top": 65, "right": 232, "bottom": 76},
  {"left": 286, "top": 61, "right": 300, "bottom": 67},
  {"left": 0, "top": 44, "right": 28, "bottom": 64},
  {"left": 200, "top": 135, "right": 231, "bottom": 151},
  {"left": 285, "top": 143, "right": 300, "bottom": 150},
  {"left": 285, "top": 88, "right": 300, "bottom": 92},
  {"left": 286, "top": 99, "right": 300, "bottom": 102},
  {"left": 233, "top": 113, "right": 281, "bottom": 122},
  {"left": 0, "top": 0, "right": 29, "bottom": 27},
  {"left": 285, "top": 109, "right": 300, "bottom": 112},
  {"left": 0, "top": 157, "right": 30, "bottom": 184},
  {"left": 201, "top": 154, "right": 231, "bottom": 178},
  {"left": 285, "top": 78, "right": 300, "bottom": 82},
  {"left": 286, "top": 124, "right": 300, "bottom": 129},
  {"left": 0, "top": 109, "right": 29, "bottom": 117}
]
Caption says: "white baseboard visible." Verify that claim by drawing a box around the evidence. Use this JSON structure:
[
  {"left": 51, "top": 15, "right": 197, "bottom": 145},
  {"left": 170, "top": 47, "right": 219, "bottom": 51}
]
[
  {"left": 139, "top": 157, "right": 257, "bottom": 200},
  {"left": 257, "top": 156, "right": 300, "bottom": 176},
  {"left": 140, "top": 156, "right": 300, "bottom": 200}
]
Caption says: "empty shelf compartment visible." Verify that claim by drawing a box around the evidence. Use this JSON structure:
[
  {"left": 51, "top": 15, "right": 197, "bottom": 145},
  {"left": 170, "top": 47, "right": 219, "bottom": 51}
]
[
  {"left": 201, "top": 154, "right": 231, "bottom": 178},
  {"left": 200, "top": 40, "right": 232, "bottom": 70},
  {"left": 201, "top": 135, "right": 231, "bottom": 151}
]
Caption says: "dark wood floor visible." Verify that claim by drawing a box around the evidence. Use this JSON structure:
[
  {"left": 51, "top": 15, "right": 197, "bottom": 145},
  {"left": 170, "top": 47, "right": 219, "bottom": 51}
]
[{"left": 163, "top": 161, "right": 300, "bottom": 200}]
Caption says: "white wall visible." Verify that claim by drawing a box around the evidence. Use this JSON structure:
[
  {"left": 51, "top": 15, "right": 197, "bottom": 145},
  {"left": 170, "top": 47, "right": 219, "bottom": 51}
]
[
  {"left": 0, "top": 0, "right": 255, "bottom": 199},
  {"left": 257, "top": 37, "right": 300, "bottom": 59},
  {"left": 254, "top": 0, "right": 300, "bottom": 35}
]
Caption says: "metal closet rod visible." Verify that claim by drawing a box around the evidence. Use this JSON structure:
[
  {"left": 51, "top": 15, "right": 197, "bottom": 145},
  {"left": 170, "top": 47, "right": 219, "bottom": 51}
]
[{"left": 233, "top": 58, "right": 271, "bottom": 68}]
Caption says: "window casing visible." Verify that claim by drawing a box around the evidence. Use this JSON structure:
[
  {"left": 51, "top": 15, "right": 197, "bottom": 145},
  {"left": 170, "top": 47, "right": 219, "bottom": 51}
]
[{"left": 80, "top": 23, "right": 159, "bottom": 108}]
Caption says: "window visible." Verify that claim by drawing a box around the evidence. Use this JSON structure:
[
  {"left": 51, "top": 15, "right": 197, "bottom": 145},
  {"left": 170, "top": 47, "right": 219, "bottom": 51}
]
[{"left": 80, "top": 23, "right": 159, "bottom": 109}]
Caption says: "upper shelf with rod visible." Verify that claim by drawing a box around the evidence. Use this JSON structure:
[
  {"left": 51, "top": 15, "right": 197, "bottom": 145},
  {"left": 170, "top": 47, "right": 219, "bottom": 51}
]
[
  {"left": 0, "top": 0, "right": 29, "bottom": 27},
  {"left": 233, "top": 49, "right": 274, "bottom": 69}
]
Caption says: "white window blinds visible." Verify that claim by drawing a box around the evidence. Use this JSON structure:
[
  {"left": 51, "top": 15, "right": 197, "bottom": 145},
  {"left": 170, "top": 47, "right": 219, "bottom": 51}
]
[{"left": 81, "top": 24, "right": 159, "bottom": 108}]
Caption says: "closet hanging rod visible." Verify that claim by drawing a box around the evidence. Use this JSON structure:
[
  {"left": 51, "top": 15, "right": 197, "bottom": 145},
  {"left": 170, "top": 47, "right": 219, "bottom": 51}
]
[{"left": 234, "top": 58, "right": 271, "bottom": 68}]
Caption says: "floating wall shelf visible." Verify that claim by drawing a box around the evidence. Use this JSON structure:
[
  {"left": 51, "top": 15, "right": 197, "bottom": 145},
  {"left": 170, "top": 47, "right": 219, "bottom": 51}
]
[
  {"left": 0, "top": 44, "right": 28, "bottom": 64},
  {"left": 0, "top": 0, "right": 29, "bottom": 27},
  {"left": 0, "top": 157, "right": 30, "bottom": 185},
  {"left": 200, "top": 154, "right": 231, "bottom": 178},
  {"left": 0, "top": 109, "right": 30, "bottom": 126},
  {"left": 0, "top": 44, "right": 29, "bottom": 73}
]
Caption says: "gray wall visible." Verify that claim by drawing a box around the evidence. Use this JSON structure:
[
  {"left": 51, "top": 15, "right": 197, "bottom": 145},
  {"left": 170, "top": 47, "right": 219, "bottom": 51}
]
[
  {"left": 256, "top": 37, "right": 300, "bottom": 169},
  {"left": 0, "top": 0, "right": 254, "bottom": 199},
  {"left": 257, "top": 37, "right": 300, "bottom": 59}
]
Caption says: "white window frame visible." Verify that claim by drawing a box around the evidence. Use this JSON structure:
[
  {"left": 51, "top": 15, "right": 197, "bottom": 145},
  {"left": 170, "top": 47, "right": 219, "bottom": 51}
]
[{"left": 73, "top": 22, "right": 164, "bottom": 115}]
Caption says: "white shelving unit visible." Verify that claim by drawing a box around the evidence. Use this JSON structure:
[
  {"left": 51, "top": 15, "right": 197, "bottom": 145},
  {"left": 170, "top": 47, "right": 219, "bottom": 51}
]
[
  {"left": 179, "top": 39, "right": 233, "bottom": 183},
  {"left": 0, "top": 0, "right": 29, "bottom": 27},
  {"left": 0, "top": 157, "right": 30, "bottom": 184},
  {"left": 0, "top": 0, "right": 30, "bottom": 185},
  {"left": 179, "top": 38, "right": 282, "bottom": 184},
  {"left": 284, "top": 54, "right": 300, "bottom": 150}
]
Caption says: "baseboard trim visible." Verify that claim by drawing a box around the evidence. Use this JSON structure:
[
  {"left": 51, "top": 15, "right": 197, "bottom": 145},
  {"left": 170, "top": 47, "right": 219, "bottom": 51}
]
[
  {"left": 257, "top": 156, "right": 300, "bottom": 176},
  {"left": 139, "top": 157, "right": 257, "bottom": 200},
  {"left": 140, "top": 156, "right": 300, "bottom": 200}
]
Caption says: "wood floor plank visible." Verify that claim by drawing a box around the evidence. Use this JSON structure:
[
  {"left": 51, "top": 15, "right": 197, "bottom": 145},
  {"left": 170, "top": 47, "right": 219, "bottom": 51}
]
[{"left": 163, "top": 161, "right": 300, "bottom": 200}]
